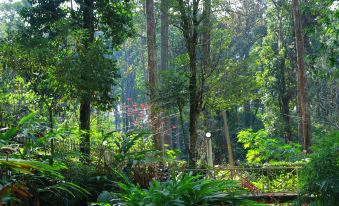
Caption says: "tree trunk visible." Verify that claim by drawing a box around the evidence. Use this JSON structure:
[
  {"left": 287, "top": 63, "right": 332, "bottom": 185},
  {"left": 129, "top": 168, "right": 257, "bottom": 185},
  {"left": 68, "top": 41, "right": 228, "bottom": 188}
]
[
  {"left": 114, "top": 107, "right": 120, "bottom": 131},
  {"left": 160, "top": 0, "right": 169, "bottom": 71},
  {"left": 178, "top": 106, "right": 188, "bottom": 161},
  {"left": 48, "top": 106, "right": 54, "bottom": 165},
  {"left": 222, "top": 111, "right": 234, "bottom": 166},
  {"left": 297, "top": 83, "right": 303, "bottom": 144},
  {"left": 202, "top": 0, "right": 211, "bottom": 73},
  {"left": 79, "top": 0, "right": 94, "bottom": 163},
  {"left": 277, "top": 16, "right": 292, "bottom": 143},
  {"left": 171, "top": 116, "right": 179, "bottom": 149},
  {"left": 233, "top": 107, "right": 239, "bottom": 130},
  {"left": 146, "top": 0, "right": 163, "bottom": 152},
  {"left": 80, "top": 99, "right": 91, "bottom": 162},
  {"left": 160, "top": 0, "right": 169, "bottom": 149},
  {"left": 292, "top": 0, "right": 311, "bottom": 152},
  {"left": 176, "top": 0, "right": 202, "bottom": 167},
  {"left": 243, "top": 102, "right": 251, "bottom": 128},
  {"left": 188, "top": 48, "right": 198, "bottom": 166},
  {"left": 202, "top": 0, "right": 212, "bottom": 167},
  {"left": 280, "top": 95, "right": 292, "bottom": 143}
]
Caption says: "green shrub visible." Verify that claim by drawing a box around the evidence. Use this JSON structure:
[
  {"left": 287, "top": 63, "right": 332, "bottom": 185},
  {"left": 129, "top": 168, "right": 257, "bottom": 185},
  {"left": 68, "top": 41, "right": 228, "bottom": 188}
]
[
  {"left": 298, "top": 131, "right": 339, "bottom": 206},
  {"left": 237, "top": 129, "right": 302, "bottom": 164},
  {"left": 0, "top": 114, "right": 88, "bottom": 205},
  {"left": 0, "top": 159, "right": 88, "bottom": 205},
  {"left": 112, "top": 174, "right": 262, "bottom": 206},
  {"left": 60, "top": 161, "right": 121, "bottom": 205}
]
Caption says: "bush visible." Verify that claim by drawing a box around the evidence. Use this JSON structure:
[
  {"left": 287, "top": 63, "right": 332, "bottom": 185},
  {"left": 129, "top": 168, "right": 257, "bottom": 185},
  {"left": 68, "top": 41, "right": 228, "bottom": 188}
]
[
  {"left": 297, "top": 131, "right": 339, "bottom": 206},
  {"left": 0, "top": 159, "right": 88, "bottom": 205},
  {"left": 111, "top": 174, "right": 262, "bottom": 206},
  {"left": 237, "top": 129, "right": 302, "bottom": 164},
  {"left": 0, "top": 114, "right": 88, "bottom": 205}
]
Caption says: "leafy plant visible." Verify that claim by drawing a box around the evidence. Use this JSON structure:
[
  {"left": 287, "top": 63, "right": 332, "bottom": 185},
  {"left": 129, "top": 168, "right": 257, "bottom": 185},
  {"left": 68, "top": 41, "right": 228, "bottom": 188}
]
[
  {"left": 237, "top": 129, "right": 302, "bottom": 164},
  {"left": 297, "top": 131, "right": 339, "bottom": 206},
  {"left": 0, "top": 158, "right": 88, "bottom": 205},
  {"left": 113, "top": 174, "right": 261, "bottom": 206},
  {"left": 0, "top": 114, "right": 89, "bottom": 205}
]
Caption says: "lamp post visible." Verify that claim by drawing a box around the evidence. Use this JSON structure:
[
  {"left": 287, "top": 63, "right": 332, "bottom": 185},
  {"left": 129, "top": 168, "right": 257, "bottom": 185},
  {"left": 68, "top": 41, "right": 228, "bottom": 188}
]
[{"left": 206, "top": 132, "right": 213, "bottom": 167}]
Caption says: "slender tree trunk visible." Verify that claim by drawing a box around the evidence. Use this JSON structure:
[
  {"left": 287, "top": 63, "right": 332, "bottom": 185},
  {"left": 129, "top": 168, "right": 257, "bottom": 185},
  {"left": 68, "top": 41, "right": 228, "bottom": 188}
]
[
  {"left": 251, "top": 100, "right": 260, "bottom": 126},
  {"left": 202, "top": 0, "right": 212, "bottom": 167},
  {"left": 202, "top": 0, "right": 211, "bottom": 73},
  {"left": 233, "top": 107, "right": 239, "bottom": 130},
  {"left": 114, "top": 107, "right": 120, "bottom": 131},
  {"left": 79, "top": 0, "right": 94, "bottom": 163},
  {"left": 160, "top": 0, "right": 169, "bottom": 149},
  {"left": 222, "top": 111, "right": 234, "bottom": 166},
  {"left": 188, "top": 48, "right": 198, "bottom": 166},
  {"left": 178, "top": 106, "right": 188, "bottom": 160},
  {"left": 296, "top": 68, "right": 303, "bottom": 144},
  {"left": 292, "top": 0, "right": 311, "bottom": 152},
  {"left": 177, "top": 0, "right": 201, "bottom": 166},
  {"left": 160, "top": 0, "right": 169, "bottom": 71},
  {"left": 243, "top": 102, "right": 251, "bottom": 128},
  {"left": 277, "top": 16, "right": 292, "bottom": 143},
  {"left": 171, "top": 116, "right": 179, "bottom": 149},
  {"left": 48, "top": 106, "right": 54, "bottom": 165},
  {"left": 280, "top": 95, "right": 292, "bottom": 143},
  {"left": 80, "top": 100, "right": 91, "bottom": 161},
  {"left": 146, "top": 0, "right": 163, "bottom": 152}
]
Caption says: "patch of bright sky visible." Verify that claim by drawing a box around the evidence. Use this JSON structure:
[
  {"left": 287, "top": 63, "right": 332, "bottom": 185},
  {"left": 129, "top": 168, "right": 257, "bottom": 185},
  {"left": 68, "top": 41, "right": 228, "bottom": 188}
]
[
  {"left": 0, "top": 0, "right": 80, "bottom": 12},
  {"left": 0, "top": 0, "right": 21, "bottom": 3},
  {"left": 330, "top": 1, "right": 339, "bottom": 11}
]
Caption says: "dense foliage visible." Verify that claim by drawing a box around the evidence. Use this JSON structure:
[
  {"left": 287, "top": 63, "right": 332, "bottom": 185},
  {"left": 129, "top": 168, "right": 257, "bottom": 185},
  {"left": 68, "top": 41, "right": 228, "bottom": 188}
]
[
  {"left": 112, "top": 174, "right": 261, "bottom": 206},
  {"left": 0, "top": 0, "right": 338, "bottom": 205},
  {"left": 237, "top": 129, "right": 302, "bottom": 164},
  {"left": 298, "top": 131, "right": 339, "bottom": 205}
]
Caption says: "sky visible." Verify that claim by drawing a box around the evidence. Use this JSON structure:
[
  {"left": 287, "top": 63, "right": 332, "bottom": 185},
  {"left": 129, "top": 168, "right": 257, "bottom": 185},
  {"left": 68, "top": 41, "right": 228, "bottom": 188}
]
[{"left": 0, "top": 0, "right": 21, "bottom": 3}]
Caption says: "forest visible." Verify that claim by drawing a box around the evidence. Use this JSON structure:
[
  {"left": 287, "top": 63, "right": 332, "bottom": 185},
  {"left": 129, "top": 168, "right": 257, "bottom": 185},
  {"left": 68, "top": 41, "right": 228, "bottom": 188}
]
[{"left": 0, "top": 0, "right": 338, "bottom": 205}]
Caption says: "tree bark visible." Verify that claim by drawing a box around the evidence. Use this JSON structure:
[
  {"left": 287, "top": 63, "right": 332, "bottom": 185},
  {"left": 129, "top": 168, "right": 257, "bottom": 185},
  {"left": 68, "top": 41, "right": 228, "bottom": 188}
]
[
  {"left": 79, "top": 0, "right": 94, "bottom": 163},
  {"left": 146, "top": 0, "right": 163, "bottom": 152},
  {"left": 178, "top": 106, "right": 188, "bottom": 160},
  {"left": 160, "top": 0, "right": 169, "bottom": 71},
  {"left": 176, "top": 0, "right": 214, "bottom": 166},
  {"left": 296, "top": 66, "right": 303, "bottom": 144},
  {"left": 243, "top": 102, "right": 251, "bottom": 128},
  {"left": 160, "top": 0, "right": 169, "bottom": 149},
  {"left": 48, "top": 106, "right": 54, "bottom": 165},
  {"left": 222, "top": 111, "right": 234, "bottom": 166},
  {"left": 176, "top": 0, "right": 201, "bottom": 167},
  {"left": 292, "top": 0, "right": 311, "bottom": 152},
  {"left": 202, "top": 0, "right": 211, "bottom": 73},
  {"left": 280, "top": 95, "right": 292, "bottom": 143},
  {"left": 277, "top": 15, "right": 292, "bottom": 143},
  {"left": 202, "top": 0, "right": 212, "bottom": 167}
]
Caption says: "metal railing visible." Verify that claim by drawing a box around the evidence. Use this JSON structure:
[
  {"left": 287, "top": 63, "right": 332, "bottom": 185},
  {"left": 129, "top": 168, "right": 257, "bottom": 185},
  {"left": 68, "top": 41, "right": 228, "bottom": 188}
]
[
  {"left": 3, "top": 132, "right": 302, "bottom": 194},
  {"left": 182, "top": 166, "right": 301, "bottom": 193}
]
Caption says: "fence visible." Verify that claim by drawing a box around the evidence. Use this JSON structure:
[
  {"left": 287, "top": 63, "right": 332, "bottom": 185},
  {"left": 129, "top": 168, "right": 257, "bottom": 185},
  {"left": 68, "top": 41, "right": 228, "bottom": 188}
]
[
  {"left": 182, "top": 166, "right": 301, "bottom": 193},
  {"left": 2, "top": 128, "right": 302, "bottom": 194}
]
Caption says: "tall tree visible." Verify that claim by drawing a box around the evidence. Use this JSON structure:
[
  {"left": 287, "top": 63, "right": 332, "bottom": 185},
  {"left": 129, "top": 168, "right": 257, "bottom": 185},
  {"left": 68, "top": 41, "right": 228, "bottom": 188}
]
[
  {"left": 160, "top": 0, "right": 169, "bottom": 71},
  {"left": 222, "top": 111, "right": 234, "bottom": 166},
  {"left": 269, "top": 0, "right": 293, "bottom": 143},
  {"left": 79, "top": 0, "right": 95, "bottom": 162},
  {"left": 160, "top": 0, "right": 170, "bottom": 149},
  {"left": 19, "top": 0, "right": 134, "bottom": 161},
  {"left": 175, "top": 0, "right": 201, "bottom": 166},
  {"left": 146, "top": 0, "right": 162, "bottom": 151},
  {"left": 292, "top": 0, "right": 312, "bottom": 152},
  {"left": 202, "top": 0, "right": 211, "bottom": 75}
]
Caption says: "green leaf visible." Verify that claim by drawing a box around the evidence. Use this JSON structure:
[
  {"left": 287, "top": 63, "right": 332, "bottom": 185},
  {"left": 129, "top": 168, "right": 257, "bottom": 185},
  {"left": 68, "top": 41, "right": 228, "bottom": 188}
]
[{"left": 18, "top": 113, "right": 35, "bottom": 126}]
